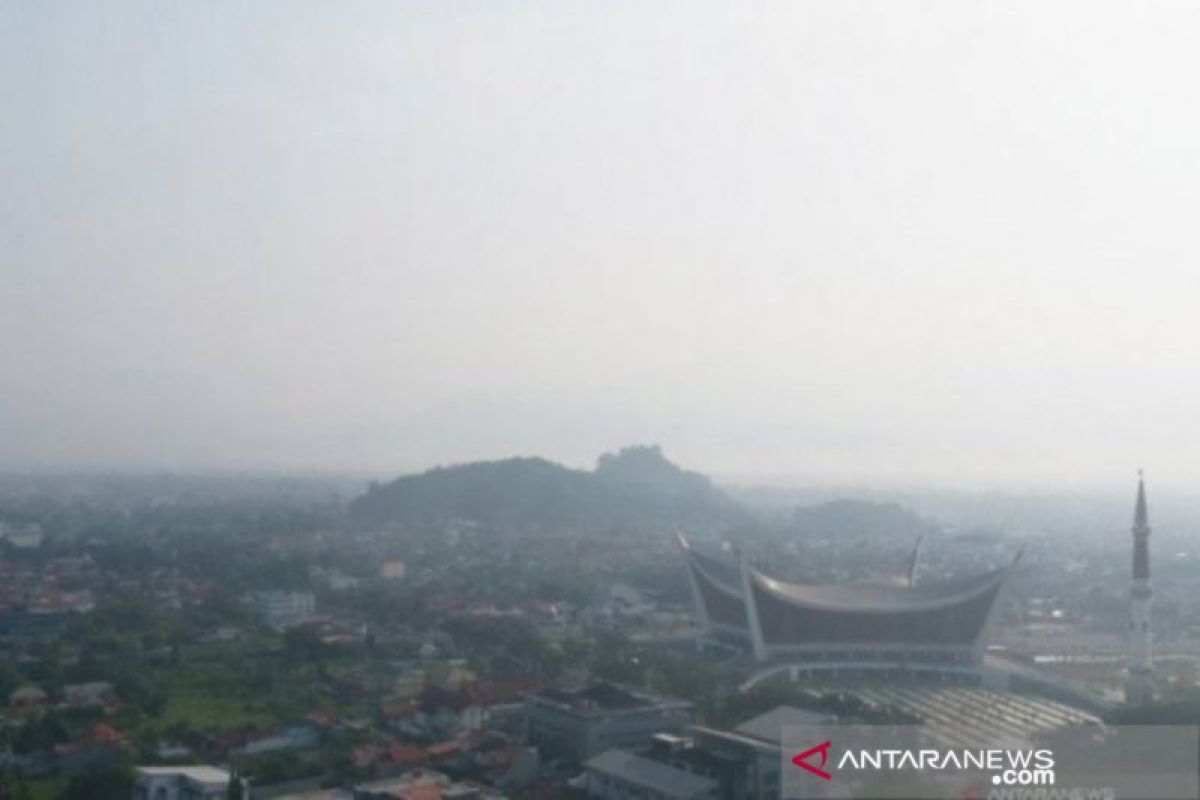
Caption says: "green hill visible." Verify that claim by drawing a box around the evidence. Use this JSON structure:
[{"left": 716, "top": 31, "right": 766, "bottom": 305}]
[{"left": 349, "top": 445, "right": 744, "bottom": 529}]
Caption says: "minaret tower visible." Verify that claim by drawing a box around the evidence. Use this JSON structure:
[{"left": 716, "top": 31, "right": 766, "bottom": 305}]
[{"left": 1126, "top": 470, "right": 1154, "bottom": 705}]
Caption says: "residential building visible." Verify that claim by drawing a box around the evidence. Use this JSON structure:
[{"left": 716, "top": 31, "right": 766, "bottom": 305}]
[
  {"left": 134, "top": 765, "right": 243, "bottom": 800},
  {"left": 521, "top": 682, "right": 693, "bottom": 763},
  {"left": 584, "top": 749, "right": 718, "bottom": 799},
  {"left": 244, "top": 591, "right": 317, "bottom": 631}
]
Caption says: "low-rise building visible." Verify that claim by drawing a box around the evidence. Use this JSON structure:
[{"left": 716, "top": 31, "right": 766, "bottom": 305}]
[
  {"left": 584, "top": 749, "right": 718, "bottom": 800},
  {"left": 63, "top": 681, "right": 117, "bottom": 710},
  {"left": 581, "top": 706, "right": 825, "bottom": 800},
  {"left": 659, "top": 706, "right": 826, "bottom": 800},
  {"left": 352, "top": 768, "right": 503, "bottom": 799},
  {"left": 244, "top": 591, "right": 317, "bottom": 631},
  {"left": 134, "top": 765, "right": 244, "bottom": 800},
  {"left": 521, "top": 682, "right": 693, "bottom": 763},
  {"left": 9, "top": 684, "right": 47, "bottom": 713}
]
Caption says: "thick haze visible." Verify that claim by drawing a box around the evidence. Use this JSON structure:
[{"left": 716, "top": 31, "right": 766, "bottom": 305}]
[{"left": 3, "top": 2, "right": 1199, "bottom": 488}]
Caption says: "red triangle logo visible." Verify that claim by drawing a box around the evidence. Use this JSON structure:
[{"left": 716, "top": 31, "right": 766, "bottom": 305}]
[{"left": 792, "top": 740, "right": 833, "bottom": 781}]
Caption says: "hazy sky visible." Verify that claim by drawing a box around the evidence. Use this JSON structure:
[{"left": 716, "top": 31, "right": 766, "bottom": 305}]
[{"left": 4, "top": 1, "right": 1200, "bottom": 488}]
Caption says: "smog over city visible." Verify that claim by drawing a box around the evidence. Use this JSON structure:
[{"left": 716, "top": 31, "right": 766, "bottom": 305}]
[{"left": 3, "top": 3, "right": 1200, "bottom": 799}]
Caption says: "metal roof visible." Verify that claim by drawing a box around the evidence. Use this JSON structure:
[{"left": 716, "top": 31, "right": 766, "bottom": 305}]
[
  {"left": 749, "top": 565, "right": 1009, "bottom": 612},
  {"left": 586, "top": 749, "right": 717, "bottom": 799}
]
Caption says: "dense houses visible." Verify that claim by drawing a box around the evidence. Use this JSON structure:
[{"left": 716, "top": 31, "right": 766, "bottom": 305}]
[
  {"left": 0, "top": 556, "right": 98, "bottom": 636},
  {"left": 123, "top": 699, "right": 820, "bottom": 799},
  {"left": 0, "top": 481, "right": 1182, "bottom": 800}
]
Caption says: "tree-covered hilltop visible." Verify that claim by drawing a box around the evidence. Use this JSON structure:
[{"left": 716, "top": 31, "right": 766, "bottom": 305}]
[
  {"left": 348, "top": 445, "right": 745, "bottom": 529},
  {"left": 593, "top": 444, "right": 715, "bottom": 494}
]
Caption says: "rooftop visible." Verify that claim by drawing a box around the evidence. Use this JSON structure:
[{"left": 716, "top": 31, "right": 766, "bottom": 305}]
[
  {"left": 733, "top": 705, "right": 829, "bottom": 745},
  {"left": 750, "top": 565, "right": 1009, "bottom": 612},
  {"left": 136, "top": 765, "right": 232, "bottom": 785},
  {"left": 586, "top": 748, "right": 718, "bottom": 799},
  {"left": 533, "top": 682, "right": 688, "bottom": 714}
]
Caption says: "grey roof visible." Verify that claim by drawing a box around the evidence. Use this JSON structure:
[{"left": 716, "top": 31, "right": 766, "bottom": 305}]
[
  {"left": 136, "top": 766, "right": 231, "bottom": 787},
  {"left": 586, "top": 749, "right": 717, "bottom": 799},
  {"left": 534, "top": 682, "right": 689, "bottom": 714},
  {"left": 749, "top": 564, "right": 1009, "bottom": 612},
  {"left": 539, "top": 683, "right": 648, "bottom": 711},
  {"left": 734, "top": 705, "right": 829, "bottom": 745},
  {"left": 680, "top": 534, "right": 1011, "bottom": 612}
]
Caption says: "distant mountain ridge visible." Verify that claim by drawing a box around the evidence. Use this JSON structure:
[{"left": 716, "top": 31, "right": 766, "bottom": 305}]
[{"left": 348, "top": 445, "right": 744, "bottom": 529}]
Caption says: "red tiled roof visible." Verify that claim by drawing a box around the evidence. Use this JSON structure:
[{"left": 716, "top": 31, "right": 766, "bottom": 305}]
[
  {"left": 353, "top": 745, "right": 380, "bottom": 768},
  {"left": 92, "top": 723, "right": 123, "bottom": 743},
  {"left": 388, "top": 744, "right": 428, "bottom": 765},
  {"left": 425, "top": 739, "right": 463, "bottom": 757},
  {"left": 305, "top": 711, "right": 335, "bottom": 726}
]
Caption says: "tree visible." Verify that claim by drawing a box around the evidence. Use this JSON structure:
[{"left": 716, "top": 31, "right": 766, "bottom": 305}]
[
  {"left": 0, "top": 663, "right": 24, "bottom": 701},
  {"left": 58, "top": 764, "right": 134, "bottom": 800},
  {"left": 13, "top": 714, "right": 69, "bottom": 755},
  {"left": 0, "top": 767, "right": 33, "bottom": 800},
  {"left": 226, "top": 767, "right": 245, "bottom": 800}
]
